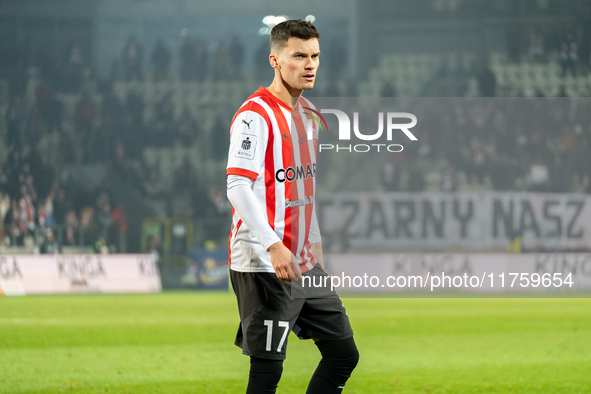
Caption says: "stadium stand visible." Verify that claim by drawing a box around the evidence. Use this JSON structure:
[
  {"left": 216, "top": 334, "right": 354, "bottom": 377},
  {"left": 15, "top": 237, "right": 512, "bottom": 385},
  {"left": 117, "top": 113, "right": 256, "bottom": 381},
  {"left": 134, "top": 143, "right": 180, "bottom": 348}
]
[{"left": 2, "top": 16, "right": 591, "bottom": 254}]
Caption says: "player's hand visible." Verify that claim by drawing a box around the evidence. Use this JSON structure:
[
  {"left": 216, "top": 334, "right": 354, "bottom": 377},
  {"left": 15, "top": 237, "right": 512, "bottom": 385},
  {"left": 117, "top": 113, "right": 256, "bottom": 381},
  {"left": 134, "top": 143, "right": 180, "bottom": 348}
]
[
  {"left": 268, "top": 242, "right": 302, "bottom": 282},
  {"left": 290, "top": 253, "right": 302, "bottom": 282}
]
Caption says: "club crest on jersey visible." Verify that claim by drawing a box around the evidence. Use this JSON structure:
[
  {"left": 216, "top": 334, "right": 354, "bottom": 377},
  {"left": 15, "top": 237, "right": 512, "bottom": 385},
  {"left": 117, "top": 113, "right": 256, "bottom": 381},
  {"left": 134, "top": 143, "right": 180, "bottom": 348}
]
[
  {"left": 275, "top": 163, "right": 316, "bottom": 183},
  {"left": 297, "top": 131, "right": 307, "bottom": 144},
  {"left": 236, "top": 133, "right": 257, "bottom": 160}
]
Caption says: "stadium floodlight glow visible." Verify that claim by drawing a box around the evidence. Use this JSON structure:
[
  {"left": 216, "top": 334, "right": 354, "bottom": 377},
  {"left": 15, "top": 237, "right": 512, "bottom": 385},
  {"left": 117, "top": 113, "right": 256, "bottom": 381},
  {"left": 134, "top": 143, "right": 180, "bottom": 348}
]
[
  {"left": 259, "top": 27, "right": 271, "bottom": 36},
  {"left": 262, "top": 15, "right": 276, "bottom": 26},
  {"left": 260, "top": 14, "right": 289, "bottom": 34},
  {"left": 305, "top": 15, "right": 316, "bottom": 23}
]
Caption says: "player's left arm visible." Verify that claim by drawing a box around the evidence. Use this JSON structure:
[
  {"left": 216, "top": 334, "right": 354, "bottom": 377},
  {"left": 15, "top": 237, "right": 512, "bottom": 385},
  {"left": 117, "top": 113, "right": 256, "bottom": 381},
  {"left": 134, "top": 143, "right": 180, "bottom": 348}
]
[
  {"left": 307, "top": 101, "right": 323, "bottom": 268},
  {"left": 309, "top": 203, "right": 323, "bottom": 269},
  {"left": 310, "top": 242, "right": 324, "bottom": 269}
]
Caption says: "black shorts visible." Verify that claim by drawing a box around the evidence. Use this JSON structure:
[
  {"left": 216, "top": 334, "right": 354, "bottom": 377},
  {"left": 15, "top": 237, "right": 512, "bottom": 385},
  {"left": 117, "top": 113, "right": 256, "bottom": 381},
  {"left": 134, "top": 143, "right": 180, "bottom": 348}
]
[{"left": 230, "top": 264, "right": 354, "bottom": 360}]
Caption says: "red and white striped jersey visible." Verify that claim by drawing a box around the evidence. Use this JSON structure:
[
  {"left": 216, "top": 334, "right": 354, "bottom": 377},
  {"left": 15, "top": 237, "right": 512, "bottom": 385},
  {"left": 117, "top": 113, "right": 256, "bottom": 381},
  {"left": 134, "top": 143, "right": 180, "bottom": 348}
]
[{"left": 226, "top": 87, "right": 319, "bottom": 274}]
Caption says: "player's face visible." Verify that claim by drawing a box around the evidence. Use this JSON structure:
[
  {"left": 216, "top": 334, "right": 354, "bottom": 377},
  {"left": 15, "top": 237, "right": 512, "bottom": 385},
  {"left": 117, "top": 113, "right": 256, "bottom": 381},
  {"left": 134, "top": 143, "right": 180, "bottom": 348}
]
[{"left": 274, "top": 37, "right": 320, "bottom": 91}]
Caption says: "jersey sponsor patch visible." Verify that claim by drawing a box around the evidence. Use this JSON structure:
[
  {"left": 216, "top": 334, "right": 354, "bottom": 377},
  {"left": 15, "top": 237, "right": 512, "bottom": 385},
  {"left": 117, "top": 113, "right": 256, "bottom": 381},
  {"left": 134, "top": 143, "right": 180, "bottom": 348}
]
[{"left": 235, "top": 133, "right": 258, "bottom": 160}]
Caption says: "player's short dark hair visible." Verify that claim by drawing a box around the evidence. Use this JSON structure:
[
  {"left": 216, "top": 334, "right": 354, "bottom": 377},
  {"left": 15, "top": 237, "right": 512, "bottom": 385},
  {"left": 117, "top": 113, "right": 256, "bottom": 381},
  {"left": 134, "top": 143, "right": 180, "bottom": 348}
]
[{"left": 270, "top": 19, "right": 319, "bottom": 53}]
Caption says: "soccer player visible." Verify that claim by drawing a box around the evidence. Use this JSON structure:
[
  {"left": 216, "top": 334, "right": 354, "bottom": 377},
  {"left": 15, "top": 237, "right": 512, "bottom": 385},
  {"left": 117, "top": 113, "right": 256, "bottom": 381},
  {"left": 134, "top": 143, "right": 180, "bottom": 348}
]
[{"left": 226, "top": 19, "right": 359, "bottom": 393}]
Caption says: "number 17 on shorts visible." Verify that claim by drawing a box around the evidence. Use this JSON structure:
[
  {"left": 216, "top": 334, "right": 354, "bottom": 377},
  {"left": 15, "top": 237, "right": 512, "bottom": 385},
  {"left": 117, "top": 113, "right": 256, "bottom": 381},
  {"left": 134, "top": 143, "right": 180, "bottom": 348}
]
[{"left": 264, "top": 320, "right": 290, "bottom": 352}]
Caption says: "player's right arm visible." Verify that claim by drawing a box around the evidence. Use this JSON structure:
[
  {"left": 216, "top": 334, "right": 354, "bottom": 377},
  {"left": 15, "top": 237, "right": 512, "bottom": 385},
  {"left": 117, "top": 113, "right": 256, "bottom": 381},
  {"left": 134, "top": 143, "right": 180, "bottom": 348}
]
[
  {"left": 226, "top": 175, "right": 301, "bottom": 282},
  {"left": 226, "top": 107, "right": 301, "bottom": 282}
]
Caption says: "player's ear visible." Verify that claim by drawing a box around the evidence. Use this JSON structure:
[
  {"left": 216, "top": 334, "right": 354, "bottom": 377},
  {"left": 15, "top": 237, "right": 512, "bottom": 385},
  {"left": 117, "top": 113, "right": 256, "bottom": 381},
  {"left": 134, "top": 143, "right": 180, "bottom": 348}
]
[{"left": 269, "top": 53, "right": 280, "bottom": 70}]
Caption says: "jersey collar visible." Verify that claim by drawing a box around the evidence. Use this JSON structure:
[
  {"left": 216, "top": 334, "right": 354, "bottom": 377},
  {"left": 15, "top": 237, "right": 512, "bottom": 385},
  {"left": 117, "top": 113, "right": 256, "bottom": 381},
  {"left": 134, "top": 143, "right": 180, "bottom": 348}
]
[{"left": 258, "top": 86, "right": 303, "bottom": 113}]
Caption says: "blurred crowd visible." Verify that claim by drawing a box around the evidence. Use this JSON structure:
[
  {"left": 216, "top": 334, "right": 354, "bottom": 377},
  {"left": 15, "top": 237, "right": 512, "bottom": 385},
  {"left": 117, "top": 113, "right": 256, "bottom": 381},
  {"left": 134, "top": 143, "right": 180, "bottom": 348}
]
[
  {"left": 0, "top": 154, "right": 128, "bottom": 253},
  {"left": 379, "top": 97, "right": 591, "bottom": 194},
  {"left": 1, "top": 35, "right": 245, "bottom": 252},
  {"left": 3, "top": 27, "right": 591, "bottom": 252},
  {"left": 522, "top": 22, "right": 591, "bottom": 77},
  {"left": 108, "top": 35, "right": 246, "bottom": 83}
]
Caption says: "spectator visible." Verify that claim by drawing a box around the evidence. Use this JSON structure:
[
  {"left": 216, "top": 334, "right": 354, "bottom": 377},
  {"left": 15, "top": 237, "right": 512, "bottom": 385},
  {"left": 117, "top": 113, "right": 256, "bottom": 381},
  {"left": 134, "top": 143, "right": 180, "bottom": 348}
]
[
  {"left": 560, "top": 37, "right": 577, "bottom": 77},
  {"left": 180, "top": 36, "right": 198, "bottom": 81},
  {"left": 506, "top": 156, "right": 525, "bottom": 191},
  {"left": 5, "top": 99, "right": 26, "bottom": 148},
  {"left": 36, "top": 81, "right": 62, "bottom": 132},
  {"left": 380, "top": 81, "right": 397, "bottom": 97},
  {"left": 213, "top": 42, "right": 231, "bottom": 81},
  {"left": 80, "top": 207, "right": 99, "bottom": 245},
  {"left": 109, "top": 56, "right": 124, "bottom": 82},
  {"left": 151, "top": 38, "right": 171, "bottom": 82},
  {"left": 254, "top": 39, "right": 269, "bottom": 81},
  {"left": 112, "top": 205, "right": 129, "bottom": 247},
  {"left": 559, "top": 42, "right": 570, "bottom": 76},
  {"left": 327, "top": 37, "right": 347, "bottom": 80},
  {"left": 529, "top": 28, "right": 545, "bottom": 62},
  {"left": 210, "top": 186, "right": 231, "bottom": 215},
  {"left": 210, "top": 116, "right": 229, "bottom": 161},
  {"left": 40, "top": 228, "right": 60, "bottom": 254},
  {"left": 37, "top": 195, "right": 55, "bottom": 228},
  {"left": 122, "top": 36, "right": 143, "bottom": 81},
  {"left": 506, "top": 23, "right": 521, "bottom": 63},
  {"left": 0, "top": 192, "right": 10, "bottom": 240},
  {"left": 6, "top": 200, "right": 24, "bottom": 245},
  {"left": 147, "top": 234, "right": 162, "bottom": 270},
  {"left": 176, "top": 107, "right": 198, "bottom": 145},
  {"left": 62, "top": 41, "right": 85, "bottom": 93},
  {"left": 440, "top": 165, "right": 459, "bottom": 192},
  {"left": 19, "top": 193, "right": 36, "bottom": 237},
  {"left": 195, "top": 37, "right": 209, "bottom": 81},
  {"left": 125, "top": 89, "right": 145, "bottom": 126},
  {"left": 180, "top": 36, "right": 208, "bottom": 81},
  {"left": 528, "top": 157, "right": 550, "bottom": 192},
  {"left": 549, "top": 154, "right": 571, "bottom": 193},
  {"left": 25, "top": 106, "right": 48, "bottom": 149},
  {"left": 154, "top": 93, "right": 175, "bottom": 124},
  {"left": 468, "top": 137, "right": 487, "bottom": 185},
  {"left": 91, "top": 236, "right": 109, "bottom": 254},
  {"left": 568, "top": 40, "right": 578, "bottom": 77},
  {"left": 74, "top": 93, "right": 97, "bottom": 134},
  {"left": 489, "top": 156, "right": 508, "bottom": 191},
  {"left": 324, "top": 83, "right": 340, "bottom": 97},
  {"left": 65, "top": 209, "right": 79, "bottom": 245},
  {"left": 381, "top": 158, "right": 399, "bottom": 191},
  {"left": 417, "top": 132, "right": 432, "bottom": 159},
  {"left": 100, "top": 85, "right": 124, "bottom": 126},
  {"left": 408, "top": 166, "right": 426, "bottom": 192},
  {"left": 51, "top": 185, "right": 68, "bottom": 227},
  {"left": 477, "top": 65, "right": 496, "bottom": 97},
  {"left": 97, "top": 200, "right": 114, "bottom": 242},
  {"left": 229, "top": 36, "right": 245, "bottom": 80},
  {"left": 0, "top": 167, "right": 7, "bottom": 192}
]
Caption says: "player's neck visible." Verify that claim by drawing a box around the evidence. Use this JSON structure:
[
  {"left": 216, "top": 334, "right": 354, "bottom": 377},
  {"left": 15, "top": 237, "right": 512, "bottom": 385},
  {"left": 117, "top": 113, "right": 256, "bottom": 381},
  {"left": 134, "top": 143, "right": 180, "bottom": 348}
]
[{"left": 267, "top": 77, "right": 302, "bottom": 110}]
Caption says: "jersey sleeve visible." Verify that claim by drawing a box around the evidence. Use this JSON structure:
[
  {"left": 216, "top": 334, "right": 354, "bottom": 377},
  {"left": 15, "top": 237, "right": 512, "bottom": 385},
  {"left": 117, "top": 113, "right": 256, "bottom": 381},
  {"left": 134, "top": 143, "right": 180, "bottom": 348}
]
[
  {"left": 226, "top": 109, "right": 270, "bottom": 180},
  {"left": 226, "top": 174, "right": 281, "bottom": 250},
  {"left": 308, "top": 203, "right": 322, "bottom": 244}
]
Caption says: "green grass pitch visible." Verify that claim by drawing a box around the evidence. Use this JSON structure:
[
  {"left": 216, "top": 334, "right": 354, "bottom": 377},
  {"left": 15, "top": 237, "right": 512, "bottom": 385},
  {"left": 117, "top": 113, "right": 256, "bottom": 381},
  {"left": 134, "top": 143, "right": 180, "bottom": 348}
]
[{"left": 1, "top": 292, "right": 590, "bottom": 393}]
